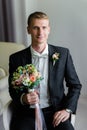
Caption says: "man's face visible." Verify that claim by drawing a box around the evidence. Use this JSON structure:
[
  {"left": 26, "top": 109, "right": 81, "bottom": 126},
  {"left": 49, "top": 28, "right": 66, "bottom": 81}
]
[{"left": 27, "top": 18, "right": 50, "bottom": 45}]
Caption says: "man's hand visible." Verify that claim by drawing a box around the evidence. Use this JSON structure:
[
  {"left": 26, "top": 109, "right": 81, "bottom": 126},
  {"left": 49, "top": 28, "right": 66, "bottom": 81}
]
[
  {"left": 22, "top": 91, "right": 39, "bottom": 105},
  {"left": 53, "top": 110, "right": 70, "bottom": 127}
]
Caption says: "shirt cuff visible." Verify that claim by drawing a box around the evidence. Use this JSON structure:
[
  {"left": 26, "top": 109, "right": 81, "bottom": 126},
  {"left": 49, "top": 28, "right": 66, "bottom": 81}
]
[
  {"left": 20, "top": 93, "right": 25, "bottom": 105},
  {"left": 65, "top": 109, "right": 72, "bottom": 114}
]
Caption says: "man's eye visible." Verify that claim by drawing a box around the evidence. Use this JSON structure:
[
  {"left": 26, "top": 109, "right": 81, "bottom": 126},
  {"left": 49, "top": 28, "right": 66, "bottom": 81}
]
[
  {"left": 43, "top": 27, "right": 46, "bottom": 29},
  {"left": 33, "top": 26, "right": 38, "bottom": 29}
]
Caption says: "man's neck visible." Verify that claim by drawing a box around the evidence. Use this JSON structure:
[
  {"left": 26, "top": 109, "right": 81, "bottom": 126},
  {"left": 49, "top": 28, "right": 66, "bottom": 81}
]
[{"left": 31, "top": 43, "right": 47, "bottom": 53}]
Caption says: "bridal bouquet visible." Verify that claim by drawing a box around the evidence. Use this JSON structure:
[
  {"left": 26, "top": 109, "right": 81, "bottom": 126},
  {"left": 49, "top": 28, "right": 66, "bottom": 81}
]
[
  {"left": 11, "top": 64, "right": 43, "bottom": 91},
  {"left": 11, "top": 64, "right": 46, "bottom": 130}
]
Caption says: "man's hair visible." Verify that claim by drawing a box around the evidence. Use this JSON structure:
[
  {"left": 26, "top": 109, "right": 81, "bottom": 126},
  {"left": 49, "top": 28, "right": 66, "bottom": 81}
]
[{"left": 27, "top": 11, "right": 49, "bottom": 26}]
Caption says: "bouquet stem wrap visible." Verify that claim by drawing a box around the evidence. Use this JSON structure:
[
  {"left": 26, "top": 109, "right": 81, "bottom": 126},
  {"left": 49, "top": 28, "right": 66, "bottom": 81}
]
[
  {"left": 35, "top": 103, "right": 42, "bottom": 130},
  {"left": 35, "top": 103, "right": 47, "bottom": 130},
  {"left": 28, "top": 89, "right": 47, "bottom": 130}
]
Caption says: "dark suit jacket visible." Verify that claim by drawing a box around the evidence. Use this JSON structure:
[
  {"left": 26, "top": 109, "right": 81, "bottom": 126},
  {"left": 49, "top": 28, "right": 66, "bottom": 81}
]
[{"left": 9, "top": 44, "right": 82, "bottom": 114}]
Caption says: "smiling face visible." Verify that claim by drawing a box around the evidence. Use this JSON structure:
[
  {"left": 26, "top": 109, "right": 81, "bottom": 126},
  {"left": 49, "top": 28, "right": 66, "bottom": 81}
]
[{"left": 27, "top": 18, "right": 50, "bottom": 46}]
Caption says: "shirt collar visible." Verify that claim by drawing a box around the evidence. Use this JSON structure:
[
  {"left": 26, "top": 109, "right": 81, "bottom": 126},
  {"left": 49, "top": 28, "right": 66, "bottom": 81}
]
[{"left": 30, "top": 44, "right": 48, "bottom": 57}]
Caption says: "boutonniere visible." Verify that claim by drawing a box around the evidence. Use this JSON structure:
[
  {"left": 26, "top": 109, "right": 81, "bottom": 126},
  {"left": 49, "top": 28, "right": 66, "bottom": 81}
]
[{"left": 52, "top": 52, "right": 60, "bottom": 66}]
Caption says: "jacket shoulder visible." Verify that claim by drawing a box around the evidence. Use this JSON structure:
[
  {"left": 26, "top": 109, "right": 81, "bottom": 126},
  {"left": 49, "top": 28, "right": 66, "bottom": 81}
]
[
  {"left": 48, "top": 44, "right": 69, "bottom": 53},
  {"left": 10, "top": 47, "right": 30, "bottom": 58}
]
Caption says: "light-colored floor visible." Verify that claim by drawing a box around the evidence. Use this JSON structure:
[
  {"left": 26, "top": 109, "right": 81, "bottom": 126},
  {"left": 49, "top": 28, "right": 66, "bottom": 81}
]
[{"left": 74, "top": 96, "right": 87, "bottom": 130}]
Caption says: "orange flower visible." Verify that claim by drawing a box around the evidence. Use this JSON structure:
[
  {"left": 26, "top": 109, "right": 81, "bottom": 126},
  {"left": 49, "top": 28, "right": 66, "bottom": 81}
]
[{"left": 30, "top": 75, "right": 36, "bottom": 82}]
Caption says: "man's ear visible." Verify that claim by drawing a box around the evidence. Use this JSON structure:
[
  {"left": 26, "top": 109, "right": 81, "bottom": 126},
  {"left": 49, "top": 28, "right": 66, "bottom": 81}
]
[
  {"left": 27, "top": 26, "right": 30, "bottom": 34},
  {"left": 48, "top": 26, "right": 50, "bottom": 34}
]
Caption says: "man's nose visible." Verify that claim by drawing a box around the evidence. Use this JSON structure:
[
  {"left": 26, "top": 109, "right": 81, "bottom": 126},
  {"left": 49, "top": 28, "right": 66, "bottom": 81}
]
[{"left": 38, "top": 28, "right": 43, "bottom": 34}]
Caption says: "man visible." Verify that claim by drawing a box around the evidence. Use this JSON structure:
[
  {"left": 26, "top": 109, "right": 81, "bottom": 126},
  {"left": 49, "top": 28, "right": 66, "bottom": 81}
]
[{"left": 9, "top": 11, "right": 82, "bottom": 130}]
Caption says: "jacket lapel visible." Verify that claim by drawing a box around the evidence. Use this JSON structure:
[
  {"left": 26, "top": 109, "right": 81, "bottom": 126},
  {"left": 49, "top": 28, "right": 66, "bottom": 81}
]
[
  {"left": 48, "top": 45, "right": 55, "bottom": 90},
  {"left": 48, "top": 45, "right": 60, "bottom": 91},
  {"left": 25, "top": 46, "right": 32, "bottom": 64}
]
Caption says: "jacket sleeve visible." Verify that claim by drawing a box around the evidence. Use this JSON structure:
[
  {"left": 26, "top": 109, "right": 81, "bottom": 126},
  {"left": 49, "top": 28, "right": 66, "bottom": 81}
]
[
  {"left": 9, "top": 54, "right": 23, "bottom": 106},
  {"left": 64, "top": 49, "right": 82, "bottom": 113},
  {"left": 8, "top": 52, "right": 29, "bottom": 107}
]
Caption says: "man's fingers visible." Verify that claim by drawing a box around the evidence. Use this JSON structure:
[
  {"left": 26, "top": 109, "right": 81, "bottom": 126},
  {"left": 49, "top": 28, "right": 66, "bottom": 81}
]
[
  {"left": 53, "top": 111, "right": 63, "bottom": 127},
  {"left": 53, "top": 110, "right": 70, "bottom": 127}
]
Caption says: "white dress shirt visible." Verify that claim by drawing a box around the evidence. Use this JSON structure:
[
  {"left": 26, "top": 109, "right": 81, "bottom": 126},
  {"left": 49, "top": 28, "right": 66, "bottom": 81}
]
[{"left": 30, "top": 45, "right": 51, "bottom": 108}]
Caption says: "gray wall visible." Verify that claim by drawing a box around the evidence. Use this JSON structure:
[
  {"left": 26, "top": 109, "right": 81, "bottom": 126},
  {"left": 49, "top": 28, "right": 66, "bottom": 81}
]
[{"left": 14, "top": 0, "right": 87, "bottom": 96}]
